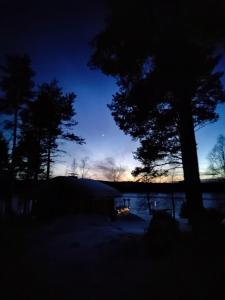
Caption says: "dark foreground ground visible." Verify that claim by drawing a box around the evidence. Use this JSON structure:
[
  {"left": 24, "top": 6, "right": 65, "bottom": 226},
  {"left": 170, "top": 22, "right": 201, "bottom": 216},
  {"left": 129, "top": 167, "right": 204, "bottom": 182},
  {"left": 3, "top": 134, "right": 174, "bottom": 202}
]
[{"left": 1, "top": 214, "right": 225, "bottom": 300}]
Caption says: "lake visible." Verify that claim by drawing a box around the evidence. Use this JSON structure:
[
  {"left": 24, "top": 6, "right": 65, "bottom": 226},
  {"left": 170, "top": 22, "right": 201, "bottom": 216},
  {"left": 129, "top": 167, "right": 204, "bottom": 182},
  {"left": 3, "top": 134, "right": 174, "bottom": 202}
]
[{"left": 115, "top": 192, "right": 225, "bottom": 221}]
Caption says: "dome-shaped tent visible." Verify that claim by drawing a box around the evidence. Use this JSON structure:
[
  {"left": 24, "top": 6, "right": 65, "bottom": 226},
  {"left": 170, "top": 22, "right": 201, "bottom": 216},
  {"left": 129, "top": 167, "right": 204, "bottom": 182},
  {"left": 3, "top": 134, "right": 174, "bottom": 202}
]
[{"left": 34, "top": 177, "right": 121, "bottom": 218}]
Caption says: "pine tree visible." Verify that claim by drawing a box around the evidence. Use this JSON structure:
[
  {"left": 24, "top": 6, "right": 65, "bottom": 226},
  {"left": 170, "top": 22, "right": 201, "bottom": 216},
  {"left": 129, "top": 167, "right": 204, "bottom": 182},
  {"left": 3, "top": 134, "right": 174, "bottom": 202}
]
[
  {"left": 89, "top": 0, "right": 225, "bottom": 220},
  {"left": 0, "top": 54, "right": 34, "bottom": 177},
  {"left": 19, "top": 80, "right": 85, "bottom": 180}
]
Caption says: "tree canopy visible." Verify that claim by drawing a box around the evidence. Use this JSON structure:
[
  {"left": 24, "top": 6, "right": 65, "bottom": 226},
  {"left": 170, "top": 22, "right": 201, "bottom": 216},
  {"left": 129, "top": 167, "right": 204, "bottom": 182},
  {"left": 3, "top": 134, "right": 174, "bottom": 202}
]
[
  {"left": 90, "top": 0, "right": 225, "bottom": 217},
  {"left": 18, "top": 80, "right": 85, "bottom": 180},
  {"left": 208, "top": 134, "right": 225, "bottom": 179},
  {"left": 0, "top": 54, "right": 35, "bottom": 176},
  {"left": 0, "top": 56, "right": 85, "bottom": 180}
]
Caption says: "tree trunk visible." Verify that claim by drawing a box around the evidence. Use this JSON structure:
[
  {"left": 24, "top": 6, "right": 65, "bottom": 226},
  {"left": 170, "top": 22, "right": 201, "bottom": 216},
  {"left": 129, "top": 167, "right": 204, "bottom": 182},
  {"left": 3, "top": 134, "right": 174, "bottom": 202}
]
[
  {"left": 177, "top": 99, "right": 204, "bottom": 222},
  {"left": 11, "top": 108, "right": 18, "bottom": 177},
  {"left": 46, "top": 138, "right": 51, "bottom": 180},
  {"left": 34, "top": 130, "right": 41, "bottom": 181},
  {"left": 6, "top": 108, "right": 19, "bottom": 216}
]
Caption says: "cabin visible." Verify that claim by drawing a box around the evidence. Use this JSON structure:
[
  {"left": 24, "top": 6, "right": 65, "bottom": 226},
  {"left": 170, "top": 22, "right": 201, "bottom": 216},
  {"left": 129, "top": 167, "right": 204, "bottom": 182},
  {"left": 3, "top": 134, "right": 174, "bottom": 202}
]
[{"left": 33, "top": 176, "right": 122, "bottom": 218}]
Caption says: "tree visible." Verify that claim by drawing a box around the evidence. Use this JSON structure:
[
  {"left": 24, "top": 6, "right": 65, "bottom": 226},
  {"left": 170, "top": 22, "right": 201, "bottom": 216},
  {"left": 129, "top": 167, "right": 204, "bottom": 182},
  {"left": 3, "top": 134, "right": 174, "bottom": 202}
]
[
  {"left": 80, "top": 157, "right": 89, "bottom": 179},
  {"left": 126, "top": 102, "right": 182, "bottom": 181},
  {"left": 39, "top": 81, "right": 85, "bottom": 180},
  {"left": 67, "top": 157, "right": 89, "bottom": 178},
  {"left": 0, "top": 54, "right": 34, "bottom": 177},
  {"left": 68, "top": 158, "right": 78, "bottom": 177},
  {"left": 17, "top": 80, "right": 85, "bottom": 180},
  {"left": 208, "top": 134, "right": 225, "bottom": 179},
  {"left": 96, "top": 157, "right": 126, "bottom": 181},
  {"left": 15, "top": 123, "right": 46, "bottom": 180},
  {"left": 0, "top": 132, "right": 9, "bottom": 174},
  {"left": 89, "top": 0, "right": 225, "bottom": 220},
  {"left": 130, "top": 73, "right": 220, "bottom": 182},
  {"left": 132, "top": 133, "right": 182, "bottom": 182}
]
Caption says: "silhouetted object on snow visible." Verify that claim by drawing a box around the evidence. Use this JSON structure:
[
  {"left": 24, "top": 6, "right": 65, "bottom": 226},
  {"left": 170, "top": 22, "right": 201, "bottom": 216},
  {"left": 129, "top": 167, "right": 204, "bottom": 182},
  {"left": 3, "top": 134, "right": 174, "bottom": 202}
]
[{"left": 145, "top": 211, "right": 179, "bottom": 256}]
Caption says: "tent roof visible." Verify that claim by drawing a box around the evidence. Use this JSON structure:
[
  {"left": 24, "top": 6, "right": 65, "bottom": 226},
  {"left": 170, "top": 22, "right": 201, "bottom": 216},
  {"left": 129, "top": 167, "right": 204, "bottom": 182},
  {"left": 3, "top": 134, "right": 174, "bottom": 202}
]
[{"left": 51, "top": 177, "right": 122, "bottom": 199}]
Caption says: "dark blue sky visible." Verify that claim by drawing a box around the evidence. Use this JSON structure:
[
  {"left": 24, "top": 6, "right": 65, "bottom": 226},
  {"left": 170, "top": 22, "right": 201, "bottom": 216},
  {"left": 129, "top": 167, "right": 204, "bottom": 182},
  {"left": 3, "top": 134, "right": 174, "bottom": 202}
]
[{"left": 0, "top": 0, "right": 224, "bottom": 180}]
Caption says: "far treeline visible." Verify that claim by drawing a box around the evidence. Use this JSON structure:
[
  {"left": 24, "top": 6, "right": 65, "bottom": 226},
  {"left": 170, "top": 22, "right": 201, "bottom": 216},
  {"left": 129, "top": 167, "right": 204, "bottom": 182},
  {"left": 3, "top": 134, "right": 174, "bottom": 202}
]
[
  {"left": 0, "top": 54, "right": 85, "bottom": 180},
  {"left": 103, "top": 181, "right": 225, "bottom": 194}
]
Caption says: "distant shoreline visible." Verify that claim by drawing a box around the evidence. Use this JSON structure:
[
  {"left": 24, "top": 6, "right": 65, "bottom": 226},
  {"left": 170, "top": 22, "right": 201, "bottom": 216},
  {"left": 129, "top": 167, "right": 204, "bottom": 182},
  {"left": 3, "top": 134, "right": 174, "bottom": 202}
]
[
  {"left": 0, "top": 176, "right": 224, "bottom": 194},
  {"left": 101, "top": 181, "right": 225, "bottom": 193}
]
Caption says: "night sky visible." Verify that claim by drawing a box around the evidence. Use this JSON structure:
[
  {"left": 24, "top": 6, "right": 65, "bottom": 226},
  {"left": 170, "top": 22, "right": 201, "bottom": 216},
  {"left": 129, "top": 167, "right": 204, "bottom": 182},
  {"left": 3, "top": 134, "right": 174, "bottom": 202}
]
[{"left": 0, "top": 0, "right": 224, "bottom": 180}]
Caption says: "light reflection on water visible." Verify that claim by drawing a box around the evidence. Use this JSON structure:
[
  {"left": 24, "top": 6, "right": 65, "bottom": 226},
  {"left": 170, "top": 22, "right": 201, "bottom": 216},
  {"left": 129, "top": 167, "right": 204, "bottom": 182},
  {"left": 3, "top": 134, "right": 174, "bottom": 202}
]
[{"left": 115, "top": 193, "right": 225, "bottom": 221}]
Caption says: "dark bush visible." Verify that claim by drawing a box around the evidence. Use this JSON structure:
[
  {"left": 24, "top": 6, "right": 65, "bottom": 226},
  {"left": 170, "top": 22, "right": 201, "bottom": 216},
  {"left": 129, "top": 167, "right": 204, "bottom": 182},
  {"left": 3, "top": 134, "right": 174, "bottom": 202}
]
[{"left": 145, "top": 211, "right": 179, "bottom": 256}]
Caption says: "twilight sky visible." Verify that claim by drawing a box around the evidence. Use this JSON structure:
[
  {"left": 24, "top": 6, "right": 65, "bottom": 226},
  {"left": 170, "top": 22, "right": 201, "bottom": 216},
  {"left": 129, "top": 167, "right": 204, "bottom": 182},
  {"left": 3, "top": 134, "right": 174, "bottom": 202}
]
[{"left": 0, "top": 0, "right": 224, "bottom": 180}]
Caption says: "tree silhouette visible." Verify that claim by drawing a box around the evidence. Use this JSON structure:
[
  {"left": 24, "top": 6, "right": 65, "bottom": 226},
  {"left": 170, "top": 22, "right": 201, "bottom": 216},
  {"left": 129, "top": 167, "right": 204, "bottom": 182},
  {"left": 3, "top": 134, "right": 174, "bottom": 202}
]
[
  {"left": 67, "top": 157, "right": 89, "bottom": 178},
  {"left": 68, "top": 158, "right": 78, "bottom": 177},
  {"left": 15, "top": 106, "right": 46, "bottom": 179},
  {"left": 0, "top": 132, "right": 9, "bottom": 174},
  {"left": 0, "top": 54, "right": 34, "bottom": 177},
  {"left": 208, "top": 135, "right": 225, "bottom": 179},
  {"left": 80, "top": 157, "right": 89, "bottom": 179},
  {"left": 96, "top": 157, "right": 126, "bottom": 181},
  {"left": 89, "top": 0, "right": 225, "bottom": 219},
  {"left": 130, "top": 72, "right": 223, "bottom": 181},
  {"left": 132, "top": 131, "right": 181, "bottom": 182},
  {"left": 18, "top": 80, "right": 85, "bottom": 180}
]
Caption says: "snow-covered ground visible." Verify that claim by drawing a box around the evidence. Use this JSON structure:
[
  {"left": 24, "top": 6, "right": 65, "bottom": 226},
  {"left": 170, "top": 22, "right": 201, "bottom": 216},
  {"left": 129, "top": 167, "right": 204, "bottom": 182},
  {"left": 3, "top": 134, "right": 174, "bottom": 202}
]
[
  {"left": 26, "top": 214, "right": 147, "bottom": 264},
  {"left": 1, "top": 212, "right": 225, "bottom": 300},
  {"left": 1, "top": 213, "right": 150, "bottom": 299}
]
